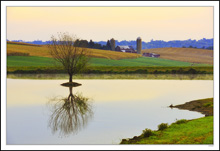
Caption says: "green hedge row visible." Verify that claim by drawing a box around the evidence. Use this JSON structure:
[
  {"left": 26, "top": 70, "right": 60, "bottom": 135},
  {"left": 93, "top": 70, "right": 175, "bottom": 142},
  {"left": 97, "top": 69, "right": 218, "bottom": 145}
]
[{"left": 7, "top": 66, "right": 213, "bottom": 74}]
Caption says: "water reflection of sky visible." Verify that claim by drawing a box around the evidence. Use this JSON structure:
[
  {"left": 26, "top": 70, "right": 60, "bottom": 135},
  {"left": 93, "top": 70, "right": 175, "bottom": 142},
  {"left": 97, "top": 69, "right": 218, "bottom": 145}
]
[{"left": 7, "top": 79, "right": 213, "bottom": 144}]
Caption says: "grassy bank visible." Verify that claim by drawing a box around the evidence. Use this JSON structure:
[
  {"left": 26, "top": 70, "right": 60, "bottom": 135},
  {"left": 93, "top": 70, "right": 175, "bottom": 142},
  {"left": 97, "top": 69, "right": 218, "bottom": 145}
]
[
  {"left": 120, "top": 98, "right": 213, "bottom": 144},
  {"left": 121, "top": 116, "right": 213, "bottom": 144}
]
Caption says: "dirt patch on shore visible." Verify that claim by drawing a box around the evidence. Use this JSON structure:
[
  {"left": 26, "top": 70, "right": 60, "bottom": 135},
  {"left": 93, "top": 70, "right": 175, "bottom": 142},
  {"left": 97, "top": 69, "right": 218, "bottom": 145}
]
[{"left": 170, "top": 98, "right": 213, "bottom": 116}]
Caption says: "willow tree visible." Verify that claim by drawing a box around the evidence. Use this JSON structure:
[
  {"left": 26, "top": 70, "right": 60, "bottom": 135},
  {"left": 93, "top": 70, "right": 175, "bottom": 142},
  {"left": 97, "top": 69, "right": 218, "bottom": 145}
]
[{"left": 48, "top": 33, "right": 90, "bottom": 83}]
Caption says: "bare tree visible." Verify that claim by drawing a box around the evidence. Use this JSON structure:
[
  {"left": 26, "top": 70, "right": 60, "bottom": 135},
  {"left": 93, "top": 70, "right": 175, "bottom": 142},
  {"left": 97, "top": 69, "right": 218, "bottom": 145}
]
[{"left": 48, "top": 32, "right": 90, "bottom": 83}]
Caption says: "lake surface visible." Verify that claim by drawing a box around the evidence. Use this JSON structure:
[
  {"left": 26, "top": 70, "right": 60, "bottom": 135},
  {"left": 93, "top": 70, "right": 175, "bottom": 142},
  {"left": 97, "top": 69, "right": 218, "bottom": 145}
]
[{"left": 7, "top": 78, "right": 213, "bottom": 144}]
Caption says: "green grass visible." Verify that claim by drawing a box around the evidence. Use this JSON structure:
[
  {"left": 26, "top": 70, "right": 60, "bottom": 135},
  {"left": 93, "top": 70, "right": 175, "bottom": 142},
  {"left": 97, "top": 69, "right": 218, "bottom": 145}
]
[
  {"left": 7, "top": 56, "right": 58, "bottom": 67},
  {"left": 121, "top": 116, "right": 213, "bottom": 144},
  {"left": 7, "top": 56, "right": 211, "bottom": 67},
  {"left": 7, "top": 56, "right": 213, "bottom": 74},
  {"left": 90, "top": 57, "right": 211, "bottom": 67}
]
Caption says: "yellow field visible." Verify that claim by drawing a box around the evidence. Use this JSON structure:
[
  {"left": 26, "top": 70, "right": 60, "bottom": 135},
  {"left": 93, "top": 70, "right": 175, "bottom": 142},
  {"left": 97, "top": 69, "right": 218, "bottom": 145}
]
[
  {"left": 142, "top": 47, "right": 213, "bottom": 65},
  {"left": 7, "top": 42, "right": 141, "bottom": 60},
  {"left": 7, "top": 41, "right": 41, "bottom": 46}
]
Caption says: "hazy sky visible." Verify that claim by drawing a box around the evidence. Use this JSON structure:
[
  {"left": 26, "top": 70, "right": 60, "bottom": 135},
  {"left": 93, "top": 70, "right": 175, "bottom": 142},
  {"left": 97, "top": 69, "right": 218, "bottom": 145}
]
[{"left": 7, "top": 7, "right": 213, "bottom": 42}]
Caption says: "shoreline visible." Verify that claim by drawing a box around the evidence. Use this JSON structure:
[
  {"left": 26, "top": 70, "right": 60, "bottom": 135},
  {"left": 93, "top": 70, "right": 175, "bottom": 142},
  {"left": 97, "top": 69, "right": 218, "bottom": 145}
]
[{"left": 120, "top": 98, "right": 213, "bottom": 144}]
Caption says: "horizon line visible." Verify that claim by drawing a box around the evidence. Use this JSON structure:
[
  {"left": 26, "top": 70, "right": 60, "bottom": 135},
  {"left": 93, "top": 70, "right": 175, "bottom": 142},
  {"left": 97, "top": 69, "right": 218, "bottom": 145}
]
[{"left": 7, "top": 37, "right": 214, "bottom": 43}]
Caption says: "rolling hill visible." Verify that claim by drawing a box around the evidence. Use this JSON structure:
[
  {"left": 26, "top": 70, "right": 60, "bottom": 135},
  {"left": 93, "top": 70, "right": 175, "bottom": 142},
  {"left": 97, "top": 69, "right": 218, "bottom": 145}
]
[
  {"left": 7, "top": 42, "right": 213, "bottom": 68},
  {"left": 7, "top": 42, "right": 141, "bottom": 60},
  {"left": 6, "top": 42, "right": 213, "bottom": 74}
]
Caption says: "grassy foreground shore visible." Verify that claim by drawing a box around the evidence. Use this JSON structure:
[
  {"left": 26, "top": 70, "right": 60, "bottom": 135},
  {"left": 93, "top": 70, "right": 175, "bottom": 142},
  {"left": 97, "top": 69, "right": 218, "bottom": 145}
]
[{"left": 120, "top": 98, "right": 213, "bottom": 144}]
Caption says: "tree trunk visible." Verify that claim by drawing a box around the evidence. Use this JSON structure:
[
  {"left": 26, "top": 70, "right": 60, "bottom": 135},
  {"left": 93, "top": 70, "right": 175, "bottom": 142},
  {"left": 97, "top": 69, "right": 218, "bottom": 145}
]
[{"left": 69, "top": 74, "right": 73, "bottom": 83}]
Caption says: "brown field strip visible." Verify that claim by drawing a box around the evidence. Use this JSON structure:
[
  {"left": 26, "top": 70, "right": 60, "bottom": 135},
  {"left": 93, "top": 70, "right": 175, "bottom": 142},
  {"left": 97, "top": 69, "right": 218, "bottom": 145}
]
[
  {"left": 7, "top": 41, "right": 41, "bottom": 46},
  {"left": 142, "top": 47, "right": 213, "bottom": 65}
]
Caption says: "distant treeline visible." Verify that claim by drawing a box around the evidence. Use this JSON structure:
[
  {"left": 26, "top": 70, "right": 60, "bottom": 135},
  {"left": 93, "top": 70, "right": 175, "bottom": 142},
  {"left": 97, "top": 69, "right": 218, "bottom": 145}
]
[
  {"left": 73, "top": 39, "right": 112, "bottom": 50},
  {"left": 182, "top": 45, "right": 213, "bottom": 50},
  {"left": 7, "top": 39, "right": 113, "bottom": 50},
  {"left": 8, "top": 38, "right": 213, "bottom": 50}
]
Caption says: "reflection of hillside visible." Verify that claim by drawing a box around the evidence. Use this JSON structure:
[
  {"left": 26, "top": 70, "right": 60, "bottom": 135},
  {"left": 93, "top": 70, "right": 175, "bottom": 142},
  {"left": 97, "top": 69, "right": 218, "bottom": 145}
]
[
  {"left": 152, "top": 74, "right": 200, "bottom": 80},
  {"left": 48, "top": 85, "right": 93, "bottom": 137},
  {"left": 7, "top": 73, "right": 213, "bottom": 80}
]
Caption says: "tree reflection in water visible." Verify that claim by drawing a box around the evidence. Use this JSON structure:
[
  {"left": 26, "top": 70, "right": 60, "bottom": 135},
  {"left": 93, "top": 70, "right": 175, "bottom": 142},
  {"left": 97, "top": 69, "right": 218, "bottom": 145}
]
[{"left": 48, "top": 84, "right": 93, "bottom": 137}]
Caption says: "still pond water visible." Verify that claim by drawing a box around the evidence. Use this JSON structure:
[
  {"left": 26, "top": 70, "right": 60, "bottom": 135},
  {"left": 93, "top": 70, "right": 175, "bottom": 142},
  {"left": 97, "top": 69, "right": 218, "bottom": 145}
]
[{"left": 7, "top": 77, "right": 213, "bottom": 144}]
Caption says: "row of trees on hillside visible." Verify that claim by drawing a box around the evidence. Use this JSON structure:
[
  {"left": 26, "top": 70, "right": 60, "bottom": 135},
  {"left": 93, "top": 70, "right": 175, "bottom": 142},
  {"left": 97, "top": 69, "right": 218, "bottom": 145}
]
[
  {"left": 74, "top": 39, "right": 112, "bottom": 50},
  {"left": 182, "top": 45, "right": 213, "bottom": 50}
]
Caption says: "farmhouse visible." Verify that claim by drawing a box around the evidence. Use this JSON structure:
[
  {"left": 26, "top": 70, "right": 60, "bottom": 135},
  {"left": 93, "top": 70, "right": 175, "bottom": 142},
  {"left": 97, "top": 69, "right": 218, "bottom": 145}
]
[
  {"left": 115, "top": 46, "right": 136, "bottom": 53},
  {"left": 142, "top": 52, "right": 160, "bottom": 58}
]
